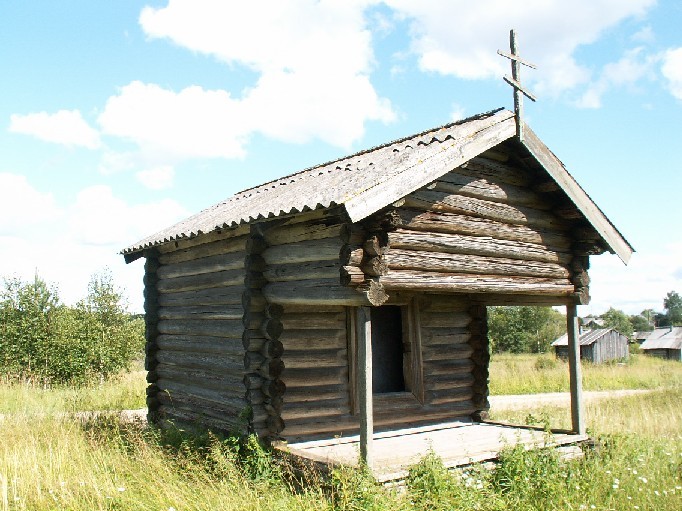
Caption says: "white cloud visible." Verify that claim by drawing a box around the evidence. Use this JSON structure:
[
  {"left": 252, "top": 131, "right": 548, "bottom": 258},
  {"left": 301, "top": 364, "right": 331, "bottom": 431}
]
[
  {"left": 68, "top": 185, "right": 188, "bottom": 246},
  {"left": 98, "top": 150, "right": 136, "bottom": 175},
  {"left": 130, "top": 0, "right": 394, "bottom": 154},
  {"left": 631, "top": 25, "right": 654, "bottom": 44},
  {"left": 575, "top": 48, "right": 654, "bottom": 109},
  {"left": 0, "top": 173, "right": 62, "bottom": 235},
  {"left": 384, "top": 0, "right": 655, "bottom": 96},
  {"left": 0, "top": 176, "right": 189, "bottom": 312},
  {"left": 450, "top": 103, "right": 466, "bottom": 122},
  {"left": 98, "top": 81, "right": 248, "bottom": 160},
  {"left": 9, "top": 109, "right": 101, "bottom": 149},
  {"left": 585, "top": 243, "right": 682, "bottom": 316},
  {"left": 136, "top": 165, "right": 175, "bottom": 190},
  {"left": 661, "top": 48, "right": 682, "bottom": 100}
]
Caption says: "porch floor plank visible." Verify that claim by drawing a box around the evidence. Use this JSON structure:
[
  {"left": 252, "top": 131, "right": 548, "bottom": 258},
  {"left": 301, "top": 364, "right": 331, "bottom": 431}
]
[{"left": 284, "top": 420, "right": 588, "bottom": 482}]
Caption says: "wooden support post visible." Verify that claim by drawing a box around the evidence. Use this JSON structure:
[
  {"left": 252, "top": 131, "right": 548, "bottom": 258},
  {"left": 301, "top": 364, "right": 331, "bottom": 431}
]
[
  {"left": 566, "top": 303, "right": 585, "bottom": 435},
  {"left": 357, "top": 306, "right": 374, "bottom": 468}
]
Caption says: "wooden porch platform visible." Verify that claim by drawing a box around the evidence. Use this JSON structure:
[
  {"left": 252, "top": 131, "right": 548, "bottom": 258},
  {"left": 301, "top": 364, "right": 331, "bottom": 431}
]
[{"left": 280, "top": 420, "right": 588, "bottom": 482}]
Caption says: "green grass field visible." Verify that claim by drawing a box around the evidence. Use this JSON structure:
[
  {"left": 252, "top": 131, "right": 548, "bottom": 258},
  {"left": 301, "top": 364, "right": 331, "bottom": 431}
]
[{"left": 1, "top": 354, "right": 681, "bottom": 511}]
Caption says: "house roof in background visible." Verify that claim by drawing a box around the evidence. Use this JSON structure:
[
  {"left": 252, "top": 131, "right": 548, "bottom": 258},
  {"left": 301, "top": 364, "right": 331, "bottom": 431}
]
[
  {"left": 122, "top": 108, "right": 634, "bottom": 264},
  {"left": 551, "top": 328, "right": 625, "bottom": 347},
  {"left": 639, "top": 327, "right": 682, "bottom": 350}
]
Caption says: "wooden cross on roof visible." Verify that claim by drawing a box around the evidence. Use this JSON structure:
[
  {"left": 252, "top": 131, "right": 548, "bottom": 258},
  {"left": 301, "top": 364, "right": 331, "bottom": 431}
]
[{"left": 497, "top": 29, "right": 537, "bottom": 141}]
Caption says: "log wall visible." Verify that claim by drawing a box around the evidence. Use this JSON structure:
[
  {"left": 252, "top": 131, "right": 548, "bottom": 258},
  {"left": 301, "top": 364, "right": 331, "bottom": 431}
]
[
  {"left": 151, "top": 229, "right": 251, "bottom": 433},
  {"left": 365, "top": 153, "right": 599, "bottom": 303}
]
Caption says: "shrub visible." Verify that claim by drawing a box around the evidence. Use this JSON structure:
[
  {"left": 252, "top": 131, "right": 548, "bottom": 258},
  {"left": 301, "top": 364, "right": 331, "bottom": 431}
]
[{"left": 0, "top": 271, "right": 144, "bottom": 385}]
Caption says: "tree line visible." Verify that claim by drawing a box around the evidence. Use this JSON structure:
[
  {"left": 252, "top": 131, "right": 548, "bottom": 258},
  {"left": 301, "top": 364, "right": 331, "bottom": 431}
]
[
  {"left": 489, "top": 290, "right": 681, "bottom": 354},
  {"left": 0, "top": 271, "right": 144, "bottom": 385}
]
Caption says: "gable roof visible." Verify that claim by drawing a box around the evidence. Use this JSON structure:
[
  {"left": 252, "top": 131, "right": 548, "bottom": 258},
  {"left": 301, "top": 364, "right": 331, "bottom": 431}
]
[
  {"left": 640, "top": 327, "right": 682, "bottom": 350},
  {"left": 552, "top": 328, "right": 625, "bottom": 347},
  {"left": 122, "top": 108, "right": 633, "bottom": 264}
]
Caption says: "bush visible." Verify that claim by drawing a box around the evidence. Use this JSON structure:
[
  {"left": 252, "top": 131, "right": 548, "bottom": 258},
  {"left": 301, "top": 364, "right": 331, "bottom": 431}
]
[{"left": 0, "top": 271, "right": 144, "bottom": 385}]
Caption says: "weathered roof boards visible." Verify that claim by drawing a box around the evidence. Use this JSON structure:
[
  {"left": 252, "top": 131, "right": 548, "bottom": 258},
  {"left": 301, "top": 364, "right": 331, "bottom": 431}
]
[{"left": 123, "top": 108, "right": 632, "bottom": 477}]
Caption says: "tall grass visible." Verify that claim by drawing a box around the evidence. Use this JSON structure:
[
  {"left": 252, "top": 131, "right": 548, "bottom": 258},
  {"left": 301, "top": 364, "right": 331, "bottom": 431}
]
[
  {"left": 0, "top": 365, "right": 146, "bottom": 415},
  {"left": 1, "top": 356, "right": 681, "bottom": 510},
  {"left": 489, "top": 353, "right": 682, "bottom": 395}
]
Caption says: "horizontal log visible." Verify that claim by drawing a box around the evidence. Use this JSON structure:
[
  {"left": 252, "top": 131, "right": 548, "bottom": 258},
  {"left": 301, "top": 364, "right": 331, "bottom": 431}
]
[
  {"left": 263, "top": 279, "right": 380, "bottom": 306},
  {"left": 419, "top": 295, "right": 469, "bottom": 311},
  {"left": 423, "top": 374, "right": 475, "bottom": 391},
  {"left": 361, "top": 256, "right": 388, "bottom": 276},
  {"left": 339, "top": 245, "right": 364, "bottom": 266},
  {"left": 459, "top": 157, "right": 529, "bottom": 186},
  {"left": 427, "top": 388, "right": 475, "bottom": 406},
  {"left": 155, "top": 351, "right": 245, "bottom": 374},
  {"left": 156, "top": 392, "right": 248, "bottom": 425},
  {"left": 158, "top": 305, "right": 244, "bottom": 321},
  {"left": 263, "top": 260, "right": 340, "bottom": 283},
  {"left": 262, "top": 221, "right": 344, "bottom": 246},
  {"left": 158, "top": 234, "right": 248, "bottom": 264},
  {"left": 282, "top": 367, "right": 348, "bottom": 387},
  {"left": 395, "top": 208, "right": 572, "bottom": 248},
  {"left": 155, "top": 334, "right": 243, "bottom": 355},
  {"left": 263, "top": 238, "right": 342, "bottom": 265},
  {"left": 422, "top": 344, "right": 474, "bottom": 362},
  {"left": 157, "top": 378, "right": 248, "bottom": 411},
  {"left": 381, "top": 270, "right": 574, "bottom": 296},
  {"left": 157, "top": 269, "right": 244, "bottom": 293},
  {"left": 282, "top": 384, "right": 347, "bottom": 403},
  {"left": 405, "top": 190, "right": 568, "bottom": 231},
  {"left": 385, "top": 249, "right": 570, "bottom": 279},
  {"left": 340, "top": 265, "right": 365, "bottom": 286},
  {"left": 279, "top": 312, "right": 345, "bottom": 330},
  {"left": 158, "top": 285, "right": 244, "bottom": 306},
  {"left": 279, "top": 329, "right": 346, "bottom": 350},
  {"left": 435, "top": 172, "right": 550, "bottom": 209},
  {"left": 419, "top": 310, "right": 471, "bottom": 328},
  {"left": 155, "top": 364, "right": 247, "bottom": 392},
  {"left": 283, "top": 349, "right": 347, "bottom": 369},
  {"left": 281, "top": 398, "right": 350, "bottom": 421},
  {"left": 157, "top": 251, "right": 245, "bottom": 280},
  {"left": 158, "top": 405, "right": 247, "bottom": 434},
  {"left": 420, "top": 329, "right": 471, "bottom": 346},
  {"left": 427, "top": 358, "right": 475, "bottom": 376},
  {"left": 398, "top": 208, "right": 573, "bottom": 250},
  {"left": 157, "top": 319, "right": 243, "bottom": 338},
  {"left": 388, "top": 230, "right": 571, "bottom": 265}
]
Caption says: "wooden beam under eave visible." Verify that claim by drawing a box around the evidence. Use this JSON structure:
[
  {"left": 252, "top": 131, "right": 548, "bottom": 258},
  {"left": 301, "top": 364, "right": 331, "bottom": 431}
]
[
  {"left": 520, "top": 124, "right": 634, "bottom": 264},
  {"left": 356, "top": 306, "right": 374, "bottom": 469},
  {"left": 566, "top": 303, "right": 585, "bottom": 435}
]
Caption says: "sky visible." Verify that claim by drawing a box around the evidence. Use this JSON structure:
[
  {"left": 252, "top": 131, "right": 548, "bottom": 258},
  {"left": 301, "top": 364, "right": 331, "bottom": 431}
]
[{"left": 1, "top": 0, "right": 681, "bottom": 317}]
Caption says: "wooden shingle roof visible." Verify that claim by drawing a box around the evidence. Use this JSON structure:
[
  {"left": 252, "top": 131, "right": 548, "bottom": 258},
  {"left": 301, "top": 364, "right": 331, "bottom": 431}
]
[
  {"left": 122, "top": 108, "right": 633, "bottom": 264},
  {"left": 551, "top": 328, "right": 623, "bottom": 347}
]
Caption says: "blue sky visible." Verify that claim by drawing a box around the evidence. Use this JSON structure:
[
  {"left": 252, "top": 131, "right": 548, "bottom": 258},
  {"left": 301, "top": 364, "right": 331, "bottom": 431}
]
[{"left": 1, "top": 0, "right": 681, "bottom": 316}]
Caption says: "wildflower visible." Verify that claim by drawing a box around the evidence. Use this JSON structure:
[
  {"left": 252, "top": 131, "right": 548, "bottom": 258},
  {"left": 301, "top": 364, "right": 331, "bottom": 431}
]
[
  {"left": 591, "top": 506, "right": 596, "bottom": 509},
  {"left": 117, "top": 487, "right": 125, "bottom": 492},
  {"left": 654, "top": 491, "right": 660, "bottom": 496}
]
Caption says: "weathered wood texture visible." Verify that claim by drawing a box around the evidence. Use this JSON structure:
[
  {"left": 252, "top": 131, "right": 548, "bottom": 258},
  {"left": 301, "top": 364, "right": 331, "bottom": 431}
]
[
  {"left": 278, "top": 297, "right": 479, "bottom": 442},
  {"left": 151, "top": 231, "right": 250, "bottom": 435},
  {"left": 365, "top": 157, "right": 592, "bottom": 299},
  {"left": 143, "top": 250, "right": 161, "bottom": 423}
]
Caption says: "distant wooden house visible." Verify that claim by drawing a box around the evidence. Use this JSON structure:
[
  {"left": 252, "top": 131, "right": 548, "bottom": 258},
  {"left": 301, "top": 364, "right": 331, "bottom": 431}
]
[
  {"left": 640, "top": 327, "right": 682, "bottom": 360},
  {"left": 552, "top": 328, "right": 629, "bottom": 363},
  {"left": 580, "top": 316, "right": 604, "bottom": 329},
  {"left": 121, "top": 109, "right": 633, "bottom": 480}
]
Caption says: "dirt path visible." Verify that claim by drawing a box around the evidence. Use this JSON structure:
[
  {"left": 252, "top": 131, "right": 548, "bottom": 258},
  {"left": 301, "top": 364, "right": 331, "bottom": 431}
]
[{"left": 489, "top": 388, "right": 654, "bottom": 410}]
